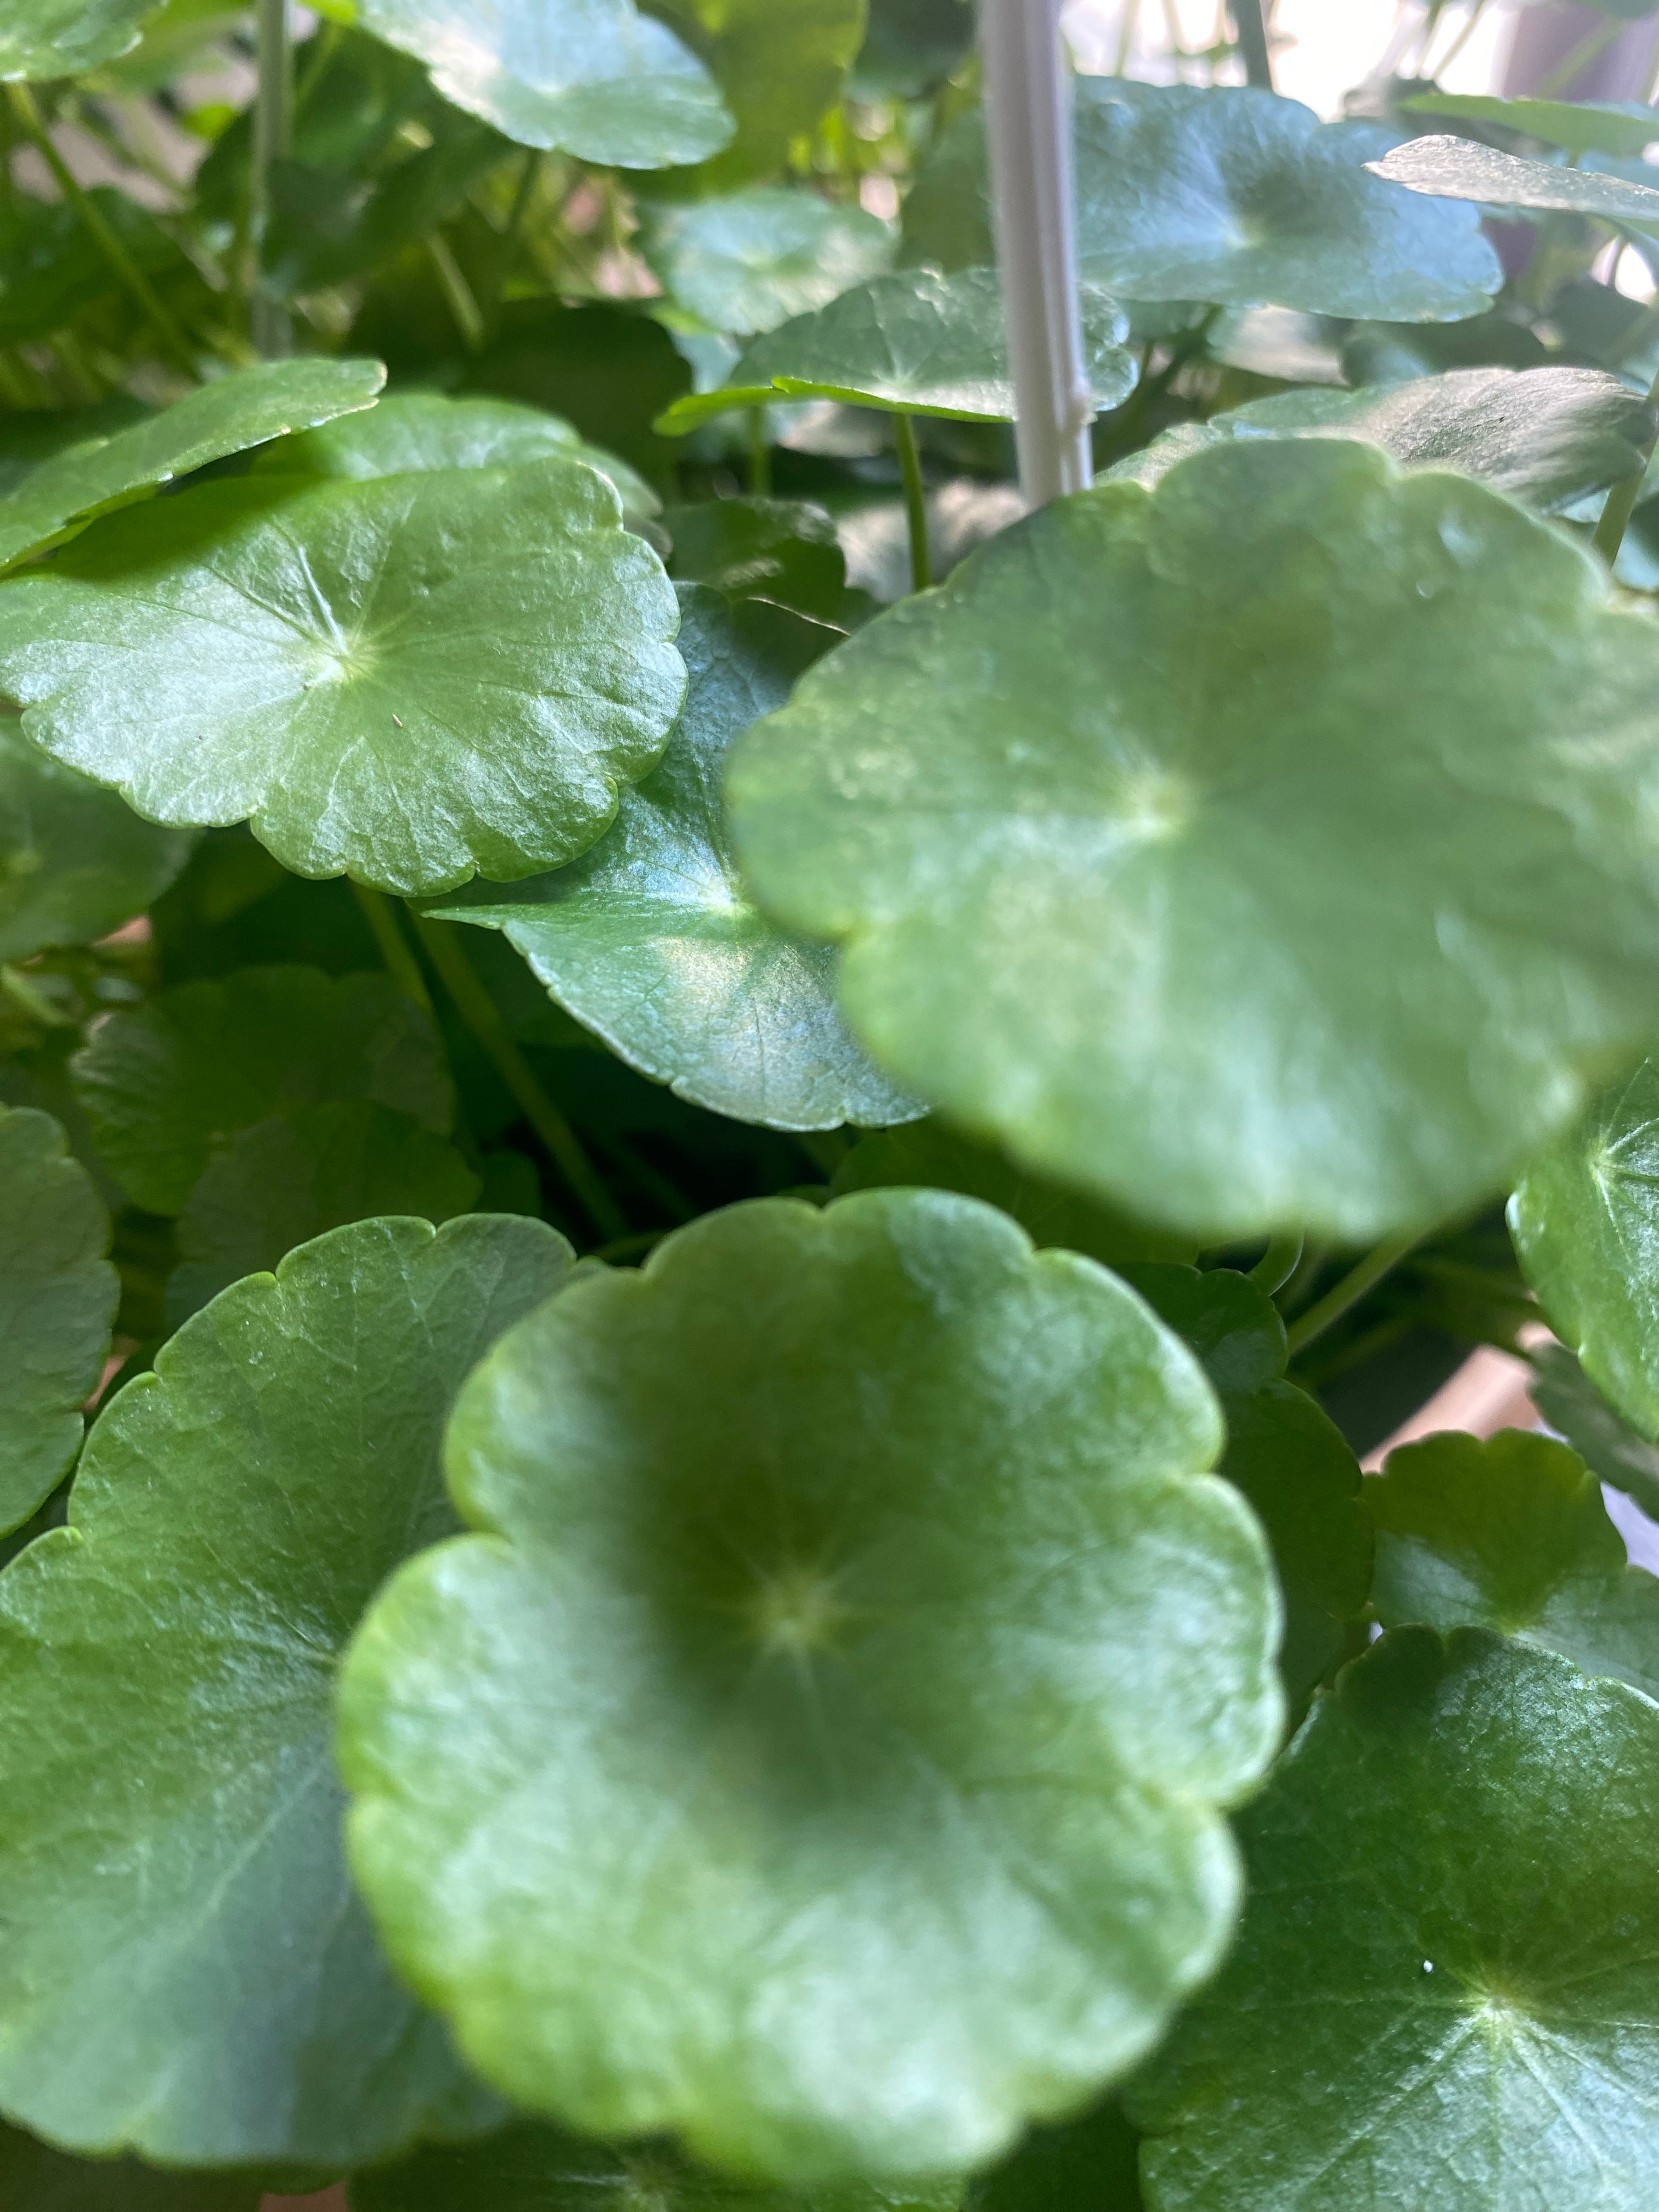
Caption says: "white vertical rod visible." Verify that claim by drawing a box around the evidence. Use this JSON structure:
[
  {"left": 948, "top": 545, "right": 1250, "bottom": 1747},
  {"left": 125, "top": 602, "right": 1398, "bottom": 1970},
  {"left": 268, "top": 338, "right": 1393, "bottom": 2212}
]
[{"left": 981, "top": 0, "right": 1094, "bottom": 511}]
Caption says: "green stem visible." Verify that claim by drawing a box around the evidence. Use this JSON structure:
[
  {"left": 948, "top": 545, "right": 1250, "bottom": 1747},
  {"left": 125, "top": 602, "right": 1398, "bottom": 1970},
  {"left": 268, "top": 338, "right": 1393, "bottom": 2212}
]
[
  {"left": 1229, "top": 0, "right": 1273, "bottom": 89},
  {"left": 1432, "top": 0, "right": 1491, "bottom": 78},
  {"left": 351, "top": 884, "right": 435, "bottom": 1020},
  {"left": 1249, "top": 1233, "right": 1303, "bottom": 1297},
  {"left": 5, "top": 83, "right": 195, "bottom": 376},
  {"left": 748, "top": 406, "right": 772, "bottom": 498},
  {"left": 489, "top": 149, "right": 540, "bottom": 313},
  {"left": 411, "top": 913, "right": 628, "bottom": 1243},
  {"left": 1593, "top": 359, "right": 1659, "bottom": 567},
  {"left": 592, "top": 1227, "right": 670, "bottom": 1264},
  {"left": 426, "top": 229, "right": 486, "bottom": 353},
  {"left": 252, "top": 0, "right": 294, "bottom": 358},
  {"left": 894, "top": 413, "right": 931, "bottom": 594},
  {"left": 1538, "top": 16, "right": 1622, "bottom": 100},
  {"left": 292, "top": 15, "right": 340, "bottom": 115},
  {"left": 1284, "top": 1233, "right": 1424, "bottom": 1359}
]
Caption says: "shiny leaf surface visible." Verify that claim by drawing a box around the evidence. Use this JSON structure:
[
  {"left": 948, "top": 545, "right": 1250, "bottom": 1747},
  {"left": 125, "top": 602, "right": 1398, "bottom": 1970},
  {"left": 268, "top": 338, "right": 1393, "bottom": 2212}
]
[
  {"left": 0, "top": 0, "right": 158, "bottom": 80},
  {"left": 640, "top": 189, "right": 893, "bottom": 337},
  {"left": 1371, "top": 133, "right": 1659, "bottom": 232}
]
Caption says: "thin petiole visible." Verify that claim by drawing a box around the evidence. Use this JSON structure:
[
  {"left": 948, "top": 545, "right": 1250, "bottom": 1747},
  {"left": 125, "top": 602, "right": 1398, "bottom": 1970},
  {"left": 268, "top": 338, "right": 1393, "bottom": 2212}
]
[
  {"left": 894, "top": 414, "right": 932, "bottom": 594},
  {"left": 1249, "top": 1233, "right": 1304, "bottom": 1297},
  {"left": 351, "top": 884, "right": 436, "bottom": 1020},
  {"left": 5, "top": 83, "right": 196, "bottom": 378},
  {"left": 426, "top": 230, "right": 486, "bottom": 352},
  {"left": 1284, "top": 1232, "right": 1424, "bottom": 1359},
  {"left": 1229, "top": 0, "right": 1273, "bottom": 91},
  {"left": 1537, "top": 17, "right": 1621, "bottom": 100},
  {"left": 252, "top": 0, "right": 295, "bottom": 358},
  {"left": 1593, "top": 360, "right": 1659, "bottom": 567},
  {"left": 410, "top": 911, "right": 629, "bottom": 1244},
  {"left": 748, "top": 406, "right": 772, "bottom": 497}
]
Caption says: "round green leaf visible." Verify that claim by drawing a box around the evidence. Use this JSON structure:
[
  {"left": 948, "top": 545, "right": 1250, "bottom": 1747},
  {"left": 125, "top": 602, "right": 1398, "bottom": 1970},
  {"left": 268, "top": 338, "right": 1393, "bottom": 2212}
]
[
  {"left": 0, "top": 460, "right": 685, "bottom": 898},
  {"left": 71, "top": 964, "right": 452, "bottom": 1215},
  {"left": 338, "top": 1191, "right": 1282, "bottom": 2181},
  {"left": 663, "top": 497, "right": 862, "bottom": 625},
  {"left": 1117, "top": 366, "right": 1655, "bottom": 515},
  {"left": 727, "top": 439, "right": 1659, "bottom": 1242},
  {"left": 1402, "top": 91, "right": 1659, "bottom": 159},
  {"left": 830, "top": 1120, "right": 1197, "bottom": 1267},
  {"left": 1369, "top": 1429, "right": 1659, "bottom": 1705},
  {"left": 1528, "top": 1341, "right": 1659, "bottom": 1524},
  {"left": 657, "top": 269, "right": 1137, "bottom": 432},
  {"left": 645, "top": 0, "right": 866, "bottom": 190},
  {"left": 353, "top": 0, "right": 733, "bottom": 167},
  {"left": 427, "top": 588, "right": 922, "bottom": 1131},
  {"left": 900, "top": 82, "right": 1502, "bottom": 321},
  {"left": 168, "top": 1099, "right": 482, "bottom": 1324},
  {"left": 0, "top": 716, "right": 192, "bottom": 961},
  {"left": 1128, "top": 1627, "right": 1659, "bottom": 2211},
  {"left": 351, "top": 2119, "right": 964, "bottom": 2210},
  {"left": 640, "top": 189, "right": 893, "bottom": 338},
  {"left": 253, "top": 391, "right": 661, "bottom": 528},
  {"left": 1127, "top": 1266, "right": 1371, "bottom": 1706},
  {"left": 1511, "top": 1058, "right": 1659, "bottom": 1446},
  {"left": 0, "top": 1213, "right": 572, "bottom": 2168},
  {"left": 0, "top": 1105, "right": 116, "bottom": 1537},
  {"left": 0, "top": 2119, "right": 262, "bottom": 2211},
  {"left": 1371, "top": 134, "right": 1659, "bottom": 234},
  {"left": 0, "top": 355, "right": 386, "bottom": 576},
  {"left": 0, "top": 0, "right": 157, "bottom": 80}
]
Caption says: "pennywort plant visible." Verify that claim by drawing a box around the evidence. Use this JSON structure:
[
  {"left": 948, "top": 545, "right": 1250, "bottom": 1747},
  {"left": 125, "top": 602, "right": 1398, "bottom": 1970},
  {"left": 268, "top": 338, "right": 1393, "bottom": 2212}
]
[{"left": 9, "top": 1, "right": 1659, "bottom": 2207}]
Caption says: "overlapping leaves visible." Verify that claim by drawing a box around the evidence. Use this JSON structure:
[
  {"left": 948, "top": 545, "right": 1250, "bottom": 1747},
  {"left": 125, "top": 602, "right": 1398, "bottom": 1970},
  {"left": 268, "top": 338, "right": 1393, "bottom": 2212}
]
[
  {"left": 1372, "top": 134, "right": 1659, "bottom": 232},
  {"left": 339, "top": 1192, "right": 1281, "bottom": 2181},
  {"left": 639, "top": 189, "right": 893, "bottom": 338}
]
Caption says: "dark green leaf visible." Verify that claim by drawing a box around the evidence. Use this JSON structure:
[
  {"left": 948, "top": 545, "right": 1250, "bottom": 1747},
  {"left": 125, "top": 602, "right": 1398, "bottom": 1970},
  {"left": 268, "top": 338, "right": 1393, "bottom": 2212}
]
[
  {"left": 464, "top": 301, "right": 691, "bottom": 477},
  {"left": 644, "top": 0, "right": 866, "bottom": 190},
  {"left": 0, "top": 1214, "right": 571, "bottom": 2167},
  {"left": 354, "top": 0, "right": 733, "bottom": 166},
  {"left": 1511, "top": 1058, "right": 1659, "bottom": 1446},
  {"left": 656, "top": 268, "right": 1137, "bottom": 431},
  {"left": 168, "top": 1099, "right": 482, "bottom": 1324},
  {"left": 71, "top": 964, "right": 452, "bottom": 1214},
  {"left": 850, "top": 0, "right": 974, "bottom": 103},
  {"left": 338, "top": 1192, "right": 1281, "bottom": 2180},
  {"left": 1129, "top": 1628, "right": 1659, "bottom": 2210},
  {"left": 1115, "top": 366, "right": 1655, "bottom": 515},
  {"left": 0, "top": 2119, "right": 262, "bottom": 2211},
  {"left": 965, "top": 2103, "right": 1143, "bottom": 2212},
  {"left": 0, "top": 187, "right": 183, "bottom": 347},
  {"left": 1403, "top": 91, "right": 1659, "bottom": 159},
  {"left": 0, "top": 716, "right": 193, "bottom": 961},
  {"left": 252, "top": 390, "right": 660, "bottom": 528},
  {"left": 640, "top": 189, "right": 893, "bottom": 338},
  {"left": 0, "top": 461, "right": 685, "bottom": 897},
  {"left": 0, "top": 355, "right": 386, "bottom": 575},
  {"left": 0, "top": 0, "right": 158, "bottom": 81},
  {"left": 1370, "top": 133, "right": 1659, "bottom": 232},
  {"left": 1528, "top": 1340, "right": 1659, "bottom": 1523},
  {"left": 351, "top": 2118, "right": 964, "bottom": 2209},
  {"left": 664, "top": 497, "right": 858, "bottom": 624},
  {"left": 727, "top": 439, "right": 1659, "bottom": 1241},
  {"left": 1368, "top": 1428, "right": 1659, "bottom": 1704},
  {"left": 831, "top": 1120, "right": 1197, "bottom": 1268},
  {"left": 0, "top": 1104, "right": 116, "bottom": 1536},
  {"left": 901, "top": 82, "right": 1502, "bottom": 321},
  {"left": 427, "top": 588, "right": 921, "bottom": 1131}
]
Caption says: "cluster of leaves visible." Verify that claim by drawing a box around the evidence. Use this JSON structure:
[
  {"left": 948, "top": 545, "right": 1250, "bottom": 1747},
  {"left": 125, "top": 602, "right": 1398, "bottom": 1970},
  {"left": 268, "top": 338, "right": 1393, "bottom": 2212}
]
[{"left": 10, "top": 2, "right": 1659, "bottom": 2208}]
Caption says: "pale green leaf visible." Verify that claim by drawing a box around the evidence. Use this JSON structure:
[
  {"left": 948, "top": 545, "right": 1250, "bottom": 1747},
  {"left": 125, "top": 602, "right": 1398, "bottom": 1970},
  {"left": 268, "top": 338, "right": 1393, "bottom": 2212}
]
[
  {"left": 640, "top": 189, "right": 893, "bottom": 337},
  {"left": 0, "top": 356, "right": 386, "bottom": 575},
  {"left": 427, "top": 588, "right": 923, "bottom": 1131},
  {"left": 901, "top": 82, "right": 1501, "bottom": 321},
  {"left": 657, "top": 269, "right": 1136, "bottom": 431},
  {"left": 1130, "top": 1629, "right": 1659, "bottom": 2211},
  {"left": 0, "top": 1214, "right": 572, "bottom": 2167},
  {"left": 338, "top": 1192, "right": 1282, "bottom": 2181},
  {"left": 0, "top": 715, "right": 193, "bottom": 961},
  {"left": 0, "top": 1104, "right": 116, "bottom": 1536},
  {"left": 168, "top": 1099, "right": 482, "bottom": 1324},
  {"left": 727, "top": 439, "right": 1659, "bottom": 1241},
  {"left": 353, "top": 0, "right": 733, "bottom": 166},
  {"left": 253, "top": 391, "right": 661, "bottom": 527},
  {"left": 71, "top": 964, "right": 452, "bottom": 1214},
  {"left": 1403, "top": 92, "right": 1659, "bottom": 159},
  {"left": 1368, "top": 1428, "right": 1659, "bottom": 1705},
  {"left": 1370, "top": 133, "right": 1659, "bottom": 233},
  {"left": 0, "top": 460, "right": 685, "bottom": 898},
  {"left": 0, "top": 0, "right": 159, "bottom": 80}
]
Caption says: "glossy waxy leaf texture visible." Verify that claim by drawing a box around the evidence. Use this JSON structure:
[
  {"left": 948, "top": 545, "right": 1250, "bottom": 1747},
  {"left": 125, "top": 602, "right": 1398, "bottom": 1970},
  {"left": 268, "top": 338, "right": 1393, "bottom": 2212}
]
[
  {"left": 339, "top": 1191, "right": 1282, "bottom": 2182},
  {"left": 728, "top": 439, "right": 1659, "bottom": 1241},
  {"left": 0, "top": 1214, "right": 572, "bottom": 2168},
  {"left": 1372, "top": 134, "right": 1659, "bottom": 233},
  {"left": 0, "top": 1105, "right": 116, "bottom": 1536},
  {"left": 0, "top": 356, "right": 386, "bottom": 575},
  {"left": 0, "top": 459, "right": 685, "bottom": 897},
  {"left": 431, "top": 587, "right": 922, "bottom": 1131},
  {"left": 640, "top": 189, "right": 894, "bottom": 338},
  {"left": 1130, "top": 1629, "right": 1659, "bottom": 2211},
  {"left": 901, "top": 81, "right": 1501, "bottom": 321}
]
